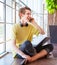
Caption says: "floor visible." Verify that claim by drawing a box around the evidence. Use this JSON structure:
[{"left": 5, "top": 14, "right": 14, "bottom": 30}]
[
  {"left": 12, "top": 58, "right": 57, "bottom": 65},
  {"left": 0, "top": 44, "right": 57, "bottom": 65},
  {"left": 0, "top": 52, "right": 14, "bottom": 65},
  {"left": 52, "top": 44, "right": 57, "bottom": 57}
]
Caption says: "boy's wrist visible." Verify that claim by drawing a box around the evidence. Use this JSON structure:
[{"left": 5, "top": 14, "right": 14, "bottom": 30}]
[{"left": 22, "top": 54, "right": 28, "bottom": 58}]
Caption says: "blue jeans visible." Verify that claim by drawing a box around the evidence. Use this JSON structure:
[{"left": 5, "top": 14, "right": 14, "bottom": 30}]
[{"left": 15, "top": 40, "right": 53, "bottom": 59}]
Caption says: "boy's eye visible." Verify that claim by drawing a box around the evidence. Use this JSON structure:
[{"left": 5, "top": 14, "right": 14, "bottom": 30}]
[{"left": 27, "top": 13, "right": 31, "bottom": 15}]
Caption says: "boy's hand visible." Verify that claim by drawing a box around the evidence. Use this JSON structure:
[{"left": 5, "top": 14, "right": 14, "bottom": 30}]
[
  {"left": 29, "top": 17, "right": 34, "bottom": 22},
  {"left": 22, "top": 54, "right": 32, "bottom": 62}
]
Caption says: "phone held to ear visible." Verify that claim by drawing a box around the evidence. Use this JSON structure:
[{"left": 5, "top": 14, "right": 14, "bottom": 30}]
[{"left": 29, "top": 18, "right": 34, "bottom": 22}]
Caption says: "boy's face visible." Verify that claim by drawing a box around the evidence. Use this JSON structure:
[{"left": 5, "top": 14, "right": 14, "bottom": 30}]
[
  {"left": 21, "top": 9, "right": 31, "bottom": 22},
  {"left": 24, "top": 9, "right": 31, "bottom": 20}
]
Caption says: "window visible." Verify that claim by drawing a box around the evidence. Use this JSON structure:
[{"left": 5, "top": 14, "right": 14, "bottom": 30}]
[
  {"left": 0, "top": 2, "right": 5, "bottom": 54},
  {"left": 0, "top": 3, "right": 4, "bottom": 22},
  {"left": 6, "top": 24, "right": 13, "bottom": 40},
  {"left": 0, "top": 24, "right": 4, "bottom": 43},
  {"left": 0, "top": 43, "right": 5, "bottom": 54},
  {"left": 6, "top": 24, "right": 13, "bottom": 52},
  {"left": 0, "top": 0, "right": 4, "bottom": 2},
  {"left": 0, "top": 24, "right": 5, "bottom": 54},
  {"left": 0, "top": 0, "right": 27, "bottom": 55},
  {"left": 16, "top": 10, "right": 19, "bottom": 23},
  {"left": 6, "top": 6, "right": 13, "bottom": 23},
  {"left": 6, "top": 0, "right": 13, "bottom": 7}
]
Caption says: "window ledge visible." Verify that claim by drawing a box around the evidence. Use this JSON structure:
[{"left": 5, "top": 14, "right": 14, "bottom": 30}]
[{"left": 0, "top": 52, "right": 9, "bottom": 58}]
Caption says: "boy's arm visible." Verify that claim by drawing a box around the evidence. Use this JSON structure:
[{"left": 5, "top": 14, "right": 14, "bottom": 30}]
[
  {"left": 29, "top": 18, "right": 45, "bottom": 35},
  {"left": 12, "top": 39, "right": 31, "bottom": 61}
]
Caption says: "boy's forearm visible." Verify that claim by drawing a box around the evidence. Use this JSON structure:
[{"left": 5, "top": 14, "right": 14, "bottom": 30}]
[
  {"left": 12, "top": 42, "right": 27, "bottom": 58},
  {"left": 13, "top": 45, "right": 28, "bottom": 58},
  {"left": 31, "top": 20, "right": 45, "bottom": 35}
]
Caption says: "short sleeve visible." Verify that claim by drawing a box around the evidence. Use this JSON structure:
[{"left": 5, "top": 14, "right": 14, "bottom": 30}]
[{"left": 32, "top": 26, "right": 40, "bottom": 36}]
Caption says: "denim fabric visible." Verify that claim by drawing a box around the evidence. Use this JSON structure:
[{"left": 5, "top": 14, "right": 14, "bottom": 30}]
[
  {"left": 19, "top": 40, "right": 36, "bottom": 56},
  {"left": 15, "top": 40, "right": 53, "bottom": 59}
]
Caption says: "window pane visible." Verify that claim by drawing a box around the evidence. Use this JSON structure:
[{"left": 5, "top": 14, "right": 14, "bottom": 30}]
[
  {"left": 0, "top": 24, "right": 4, "bottom": 43},
  {"left": 44, "top": 14, "right": 48, "bottom": 35},
  {"left": 16, "top": 3, "right": 20, "bottom": 23},
  {"left": 16, "top": 2, "right": 21, "bottom": 10},
  {"left": 13, "top": 9, "right": 15, "bottom": 23},
  {"left": 6, "top": 0, "right": 13, "bottom": 7},
  {"left": 0, "top": 43, "right": 5, "bottom": 54},
  {"left": 6, "top": 24, "right": 13, "bottom": 40},
  {"left": 0, "top": 0, "right": 4, "bottom": 2},
  {"left": 16, "top": 11, "right": 20, "bottom": 23},
  {"left": 16, "top": 0, "right": 25, "bottom": 7},
  {"left": 16, "top": 3, "right": 19, "bottom": 10},
  {"left": 6, "top": 24, "right": 13, "bottom": 52},
  {"left": 0, "top": 2, "right": 4, "bottom": 22},
  {"left": 6, "top": 6, "right": 13, "bottom": 23},
  {"left": 6, "top": 40, "right": 12, "bottom": 52},
  {"left": 16, "top": 0, "right": 19, "bottom": 2},
  {"left": 12, "top": 0, "right": 16, "bottom": 9},
  {"left": 38, "top": 14, "right": 43, "bottom": 28}
]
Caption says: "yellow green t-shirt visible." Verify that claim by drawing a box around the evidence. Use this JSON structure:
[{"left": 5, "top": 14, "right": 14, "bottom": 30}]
[{"left": 11, "top": 23, "right": 40, "bottom": 57}]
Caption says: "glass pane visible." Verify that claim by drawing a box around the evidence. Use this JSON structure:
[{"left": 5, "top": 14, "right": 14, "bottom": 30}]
[
  {"left": 16, "top": 0, "right": 27, "bottom": 7},
  {"left": 0, "top": 24, "right": 4, "bottom": 43},
  {"left": 6, "top": 0, "right": 13, "bottom": 7},
  {"left": 6, "top": 40, "right": 12, "bottom": 52},
  {"left": 16, "top": 11, "right": 20, "bottom": 23},
  {"left": 38, "top": 14, "right": 43, "bottom": 28},
  {"left": 16, "top": 2, "right": 22, "bottom": 10},
  {"left": 0, "top": 0, "right": 4, "bottom": 2},
  {"left": 18, "top": 0, "right": 25, "bottom": 7},
  {"left": 16, "top": 0, "right": 19, "bottom": 2},
  {"left": 16, "top": 3, "right": 19, "bottom": 10},
  {"left": 6, "top": 24, "right": 13, "bottom": 52},
  {"left": 6, "top": 24, "right": 13, "bottom": 40},
  {"left": 13, "top": 9, "right": 15, "bottom": 23},
  {"left": 0, "top": 3, "right": 4, "bottom": 22},
  {"left": 0, "top": 43, "right": 5, "bottom": 54},
  {"left": 33, "top": 14, "right": 38, "bottom": 24},
  {"left": 44, "top": 14, "right": 48, "bottom": 35},
  {"left": 12, "top": 0, "right": 15, "bottom": 9},
  {"left": 6, "top": 6, "right": 13, "bottom": 23}
]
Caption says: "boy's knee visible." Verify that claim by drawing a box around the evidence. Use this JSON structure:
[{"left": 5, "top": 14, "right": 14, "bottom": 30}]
[
  {"left": 19, "top": 40, "right": 35, "bottom": 56},
  {"left": 19, "top": 40, "right": 31, "bottom": 51},
  {"left": 44, "top": 44, "right": 54, "bottom": 53},
  {"left": 24, "top": 40, "right": 31, "bottom": 46}
]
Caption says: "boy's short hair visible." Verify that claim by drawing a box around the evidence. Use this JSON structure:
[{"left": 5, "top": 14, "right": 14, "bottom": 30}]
[
  {"left": 19, "top": 7, "right": 31, "bottom": 18},
  {"left": 19, "top": 7, "right": 31, "bottom": 14}
]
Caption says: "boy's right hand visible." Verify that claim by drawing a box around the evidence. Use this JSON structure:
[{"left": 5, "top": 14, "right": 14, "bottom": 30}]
[{"left": 22, "top": 55, "right": 32, "bottom": 62}]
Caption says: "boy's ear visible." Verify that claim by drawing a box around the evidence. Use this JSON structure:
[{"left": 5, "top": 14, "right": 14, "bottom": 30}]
[
  {"left": 19, "top": 13, "right": 22, "bottom": 17},
  {"left": 19, "top": 13, "right": 24, "bottom": 18},
  {"left": 19, "top": 13, "right": 24, "bottom": 17}
]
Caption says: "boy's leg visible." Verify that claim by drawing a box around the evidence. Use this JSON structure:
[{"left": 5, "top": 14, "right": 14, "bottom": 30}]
[
  {"left": 35, "top": 44, "right": 53, "bottom": 53},
  {"left": 34, "top": 44, "right": 53, "bottom": 59},
  {"left": 19, "top": 40, "right": 36, "bottom": 56},
  {"left": 15, "top": 40, "right": 36, "bottom": 59}
]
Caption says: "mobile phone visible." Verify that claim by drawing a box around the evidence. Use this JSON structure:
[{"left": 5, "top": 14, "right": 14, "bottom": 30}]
[{"left": 29, "top": 18, "right": 34, "bottom": 22}]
